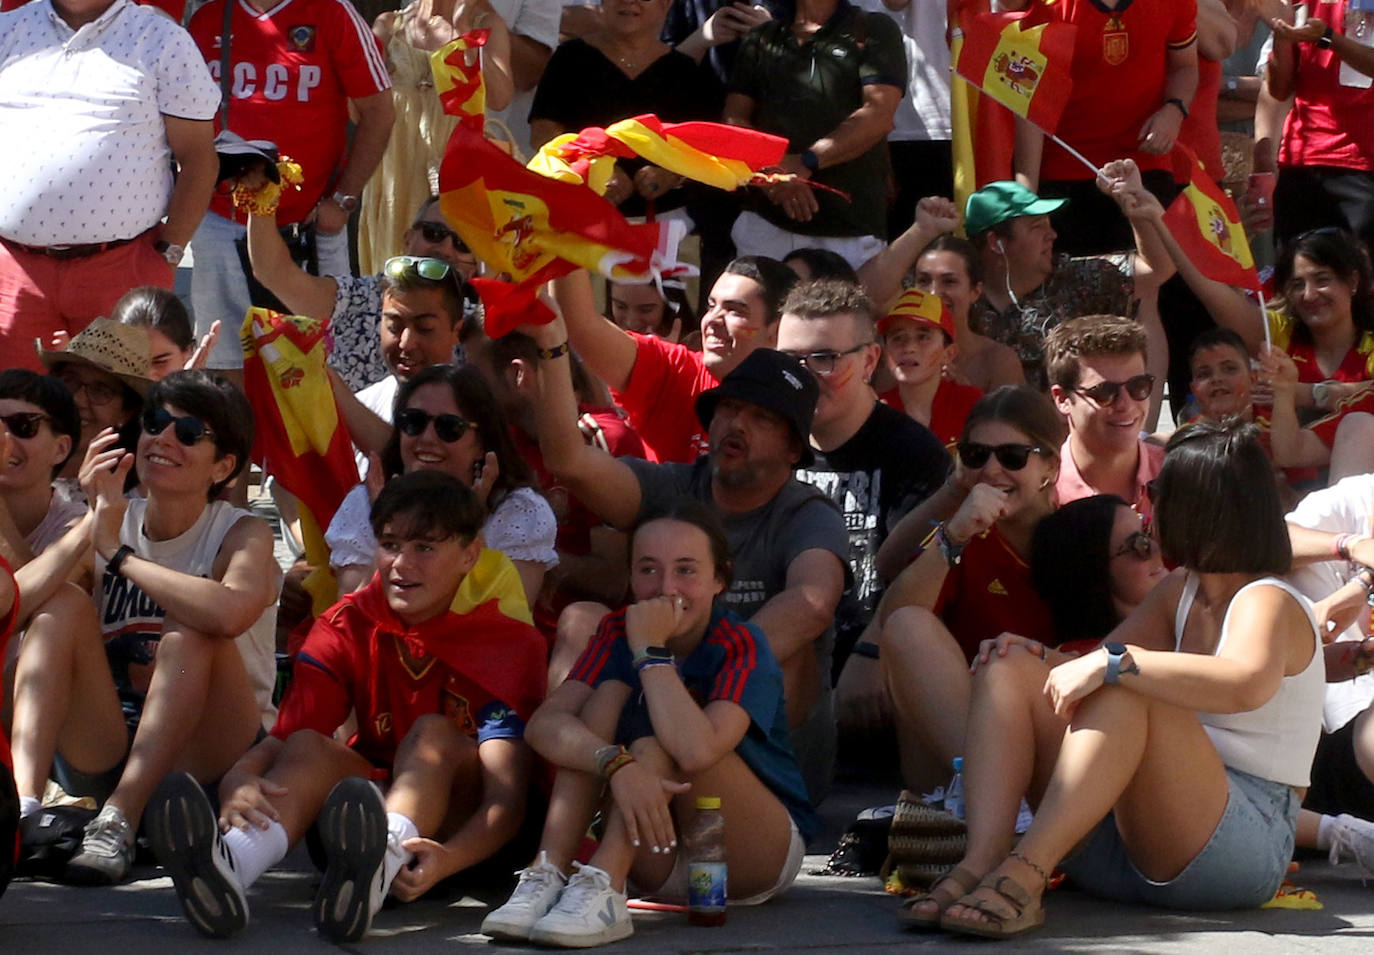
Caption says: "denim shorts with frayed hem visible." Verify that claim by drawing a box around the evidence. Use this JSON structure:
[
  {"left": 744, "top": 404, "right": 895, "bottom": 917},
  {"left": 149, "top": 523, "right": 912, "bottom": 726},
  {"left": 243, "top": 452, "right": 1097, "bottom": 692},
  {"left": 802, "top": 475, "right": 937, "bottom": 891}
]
[{"left": 1060, "top": 766, "right": 1298, "bottom": 910}]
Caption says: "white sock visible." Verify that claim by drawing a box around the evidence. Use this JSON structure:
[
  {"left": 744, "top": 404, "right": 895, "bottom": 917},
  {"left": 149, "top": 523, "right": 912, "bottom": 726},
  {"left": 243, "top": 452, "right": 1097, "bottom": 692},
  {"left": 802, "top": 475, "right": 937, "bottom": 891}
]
[
  {"left": 383, "top": 812, "right": 418, "bottom": 891},
  {"left": 19, "top": 796, "right": 41, "bottom": 819},
  {"left": 222, "top": 820, "right": 290, "bottom": 891},
  {"left": 1316, "top": 813, "right": 1339, "bottom": 852}
]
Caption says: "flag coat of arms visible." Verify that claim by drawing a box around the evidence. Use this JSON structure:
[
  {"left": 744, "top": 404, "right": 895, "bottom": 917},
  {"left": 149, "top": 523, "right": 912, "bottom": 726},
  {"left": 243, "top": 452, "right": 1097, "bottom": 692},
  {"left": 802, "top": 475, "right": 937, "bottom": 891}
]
[
  {"left": 954, "top": 8, "right": 1077, "bottom": 132},
  {"left": 1164, "top": 144, "right": 1261, "bottom": 292}
]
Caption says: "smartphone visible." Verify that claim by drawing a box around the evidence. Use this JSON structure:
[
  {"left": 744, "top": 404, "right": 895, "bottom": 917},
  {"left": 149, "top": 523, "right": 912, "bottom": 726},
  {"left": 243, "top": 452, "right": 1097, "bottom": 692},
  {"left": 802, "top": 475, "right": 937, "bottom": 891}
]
[
  {"left": 1246, "top": 172, "right": 1276, "bottom": 208},
  {"left": 1294, "top": 3, "right": 1309, "bottom": 26}
]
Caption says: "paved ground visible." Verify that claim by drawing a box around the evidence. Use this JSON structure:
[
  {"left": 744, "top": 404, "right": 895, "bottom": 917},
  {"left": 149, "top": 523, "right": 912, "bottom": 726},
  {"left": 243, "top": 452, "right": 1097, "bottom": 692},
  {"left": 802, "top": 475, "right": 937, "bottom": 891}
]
[{"left": 4, "top": 778, "right": 1374, "bottom": 954}]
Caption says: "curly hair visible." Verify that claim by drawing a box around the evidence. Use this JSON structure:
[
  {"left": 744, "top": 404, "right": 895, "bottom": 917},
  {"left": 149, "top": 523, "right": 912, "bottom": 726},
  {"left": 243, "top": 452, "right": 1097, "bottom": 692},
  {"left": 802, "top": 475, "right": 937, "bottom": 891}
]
[
  {"left": 780, "top": 279, "right": 876, "bottom": 335},
  {"left": 1044, "top": 314, "right": 1148, "bottom": 392}
]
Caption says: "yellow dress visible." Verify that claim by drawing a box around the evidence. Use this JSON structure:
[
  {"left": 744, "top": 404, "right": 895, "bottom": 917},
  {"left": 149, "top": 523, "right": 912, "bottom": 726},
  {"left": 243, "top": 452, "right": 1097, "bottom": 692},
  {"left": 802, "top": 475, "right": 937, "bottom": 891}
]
[{"left": 357, "top": 6, "right": 461, "bottom": 276}]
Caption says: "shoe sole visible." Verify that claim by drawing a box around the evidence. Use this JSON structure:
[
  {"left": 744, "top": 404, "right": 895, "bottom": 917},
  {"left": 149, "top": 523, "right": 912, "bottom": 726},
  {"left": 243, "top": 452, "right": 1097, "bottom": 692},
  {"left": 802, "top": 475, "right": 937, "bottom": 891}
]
[
  {"left": 145, "top": 772, "right": 248, "bottom": 938},
  {"left": 528, "top": 915, "right": 634, "bottom": 948},
  {"left": 314, "top": 777, "right": 388, "bottom": 943}
]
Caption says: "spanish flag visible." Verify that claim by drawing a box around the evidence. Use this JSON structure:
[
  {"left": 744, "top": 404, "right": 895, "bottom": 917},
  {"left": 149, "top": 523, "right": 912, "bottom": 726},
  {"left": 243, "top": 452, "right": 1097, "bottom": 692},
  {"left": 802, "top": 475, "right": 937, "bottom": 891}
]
[
  {"left": 950, "top": 1, "right": 1019, "bottom": 223},
  {"left": 1163, "top": 144, "right": 1261, "bottom": 292},
  {"left": 529, "top": 114, "right": 789, "bottom": 193},
  {"left": 469, "top": 277, "right": 557, "bottom": 338},
  {"left": 430, "top": 29, "right": 489, "bottom": 126},
  {"left": 439, "top": 123, "right": 690, "bottom": 290},
  {"left": 954, "top": 5, "right": 1076, "bottom": 133},
  {"left": 241, "top": 308, "right": 360, "bottom": 612}
]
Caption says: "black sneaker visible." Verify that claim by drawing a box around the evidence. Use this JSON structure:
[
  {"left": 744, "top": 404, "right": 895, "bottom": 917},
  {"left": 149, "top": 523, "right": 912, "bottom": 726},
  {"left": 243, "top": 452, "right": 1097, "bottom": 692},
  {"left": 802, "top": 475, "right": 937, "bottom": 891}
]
[
  {"left": 145, "top": 772, "right": 249, "bottom": 938},
  {"left": 313, "top": 777, "right": 390, "bottom": 943}
]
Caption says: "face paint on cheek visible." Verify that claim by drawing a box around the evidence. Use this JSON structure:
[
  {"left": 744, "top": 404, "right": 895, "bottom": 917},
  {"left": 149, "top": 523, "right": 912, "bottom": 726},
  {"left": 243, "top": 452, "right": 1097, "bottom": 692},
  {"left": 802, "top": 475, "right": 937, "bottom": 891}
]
[{"left": 829, "top": 365, "right": 857, "bottom": 390}]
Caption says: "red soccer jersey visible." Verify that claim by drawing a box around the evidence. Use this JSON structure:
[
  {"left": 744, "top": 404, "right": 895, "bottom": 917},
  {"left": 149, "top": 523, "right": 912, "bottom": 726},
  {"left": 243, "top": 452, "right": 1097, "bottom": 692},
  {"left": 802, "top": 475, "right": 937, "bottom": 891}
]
[
  {"left": 1041, "top": 0, "right": 1198, "bottom": 181},
  {"left": 1279, "top": 0, "right": 1374, "bottom": 172},
  {"left": 880, "top": 379, "right": 983, "bottom": 451},
  {"left": 189, "top": 0, "right": 390, "bottom": 224},
  {"left": 1179, "top": 55, "right": 1223, "bottom": 182},
  {"left": 610, "top": 333, "right": 717, "bottom": 464},
  {"left": 933, "top": 526, "right": 1056, "bottom": 662},
  {"left": 272, "top": 550, "right": 546, "bottom": 769}
]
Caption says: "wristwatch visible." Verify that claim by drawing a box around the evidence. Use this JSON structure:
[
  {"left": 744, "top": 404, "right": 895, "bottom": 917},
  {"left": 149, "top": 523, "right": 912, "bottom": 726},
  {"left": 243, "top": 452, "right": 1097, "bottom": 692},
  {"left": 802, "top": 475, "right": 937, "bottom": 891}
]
[
  {"left": 330, "top": 190, "right": 360, "bottom": 212},
  {"left": 1318, "top": 24, "right": 1334, "bottom": 48},
  {"left": 1104, "top": 641, "right": 1130, "bottom": 684},
  {"left": 153, "top": 239, "right": 185, "bottom": 267},
  {"left": 799, "top": 148, "right": 820, "bottom": 173},
  {"left": 632, "top": 646, "right": 674, "bottom": 670},
  {"left": 935, "top": 523, "right": 965, "bottom": 567},
  {"left": 1313, "top": 379, "right": 1338, "bottom": 409}
]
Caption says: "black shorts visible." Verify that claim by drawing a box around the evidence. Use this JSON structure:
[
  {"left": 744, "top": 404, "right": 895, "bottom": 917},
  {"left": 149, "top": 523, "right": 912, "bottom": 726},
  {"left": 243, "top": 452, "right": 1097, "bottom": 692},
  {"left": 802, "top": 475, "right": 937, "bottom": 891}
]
[{"left": 1303, "top": 714, "right": 1374, "bottom": 819}]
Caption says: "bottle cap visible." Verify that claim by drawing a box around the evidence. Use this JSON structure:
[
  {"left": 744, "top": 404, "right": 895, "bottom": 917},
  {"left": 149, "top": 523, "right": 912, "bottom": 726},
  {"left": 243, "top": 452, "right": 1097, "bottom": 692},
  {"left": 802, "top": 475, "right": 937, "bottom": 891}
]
[
  {"left": 695, "top": 796, "right": 722, "bottom": 810},
  {"left": 952, "top": 756, "right": 963, "bottom": 772}
]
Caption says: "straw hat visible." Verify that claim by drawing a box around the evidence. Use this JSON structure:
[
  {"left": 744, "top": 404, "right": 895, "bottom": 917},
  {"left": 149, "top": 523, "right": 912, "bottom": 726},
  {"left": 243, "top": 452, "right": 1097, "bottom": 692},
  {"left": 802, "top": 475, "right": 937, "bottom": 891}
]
[{"left": 36, "top": 318, "right": 153, "bottom": 396}]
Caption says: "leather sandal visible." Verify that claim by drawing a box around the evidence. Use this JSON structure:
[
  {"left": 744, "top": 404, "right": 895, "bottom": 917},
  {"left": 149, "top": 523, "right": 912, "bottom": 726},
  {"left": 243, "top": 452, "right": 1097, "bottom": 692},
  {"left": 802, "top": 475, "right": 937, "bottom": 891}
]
[
  {"left": 939, "top": 873, "right": 1045, "bottom": 939},
  {"left": 897, "top": 864, "right": 980, "bottom": 931}
]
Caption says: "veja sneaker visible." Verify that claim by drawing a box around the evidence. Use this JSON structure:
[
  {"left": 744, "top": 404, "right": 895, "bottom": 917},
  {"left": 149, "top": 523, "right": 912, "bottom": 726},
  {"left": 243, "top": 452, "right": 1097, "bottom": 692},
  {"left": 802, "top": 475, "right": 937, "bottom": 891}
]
[
  {"left": 481, "top": 851, "right": 569, "bottom": 941},
  {"left": 66, "top": 803, "right": 135, "bottom": 885},
  {"left": 145, "top": 771, "right": 250, "bottom": 938},
  {"left": 314, "top": 777, "right": 390, "bottom": 942},
  {"left": 528, "top": 863, "right": 633, "bottom": 948},
  {"left": 1328, "top": 813, "right": 1374, "bottom": 879}
]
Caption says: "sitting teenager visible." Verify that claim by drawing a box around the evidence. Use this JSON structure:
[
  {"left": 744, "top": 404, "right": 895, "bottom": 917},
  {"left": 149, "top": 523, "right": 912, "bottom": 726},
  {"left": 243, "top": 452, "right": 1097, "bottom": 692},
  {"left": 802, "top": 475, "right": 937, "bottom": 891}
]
[
  {"left": 481, "top": 499, "right": 817, "bottom": 947},
  {"left": 876, "top": 287, "right": 983, "bottom": 449},
  {"left": 9, "top": 371, "right": 280, "bottom": 884},
  {"left": 606, "top": 278, "right": 699, "bottom": 350},
  {"left": 1259, "top": 344, "right": 1374, "bottom": 485},
  {"left": 112, "top": 285, "right": 218, "bottom": 382},
  {"left": 916, "top": 419, "right": 1322, "bottom": 937},
  {"left": 146, "top": 470, "right": 546, "bottom": 941},
  {"left": 325, "top": 363, "right": 557, "bottom": 605},
  {"left": 875, "top": 386, "right": 1066, "bottom": 791}
]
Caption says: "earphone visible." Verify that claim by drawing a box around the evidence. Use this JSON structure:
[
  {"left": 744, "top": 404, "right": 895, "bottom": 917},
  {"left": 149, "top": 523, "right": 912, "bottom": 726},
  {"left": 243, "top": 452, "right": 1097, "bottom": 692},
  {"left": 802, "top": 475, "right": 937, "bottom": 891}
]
[{"left": 995, "top": 239, "right": 1006, "bottom": 254}]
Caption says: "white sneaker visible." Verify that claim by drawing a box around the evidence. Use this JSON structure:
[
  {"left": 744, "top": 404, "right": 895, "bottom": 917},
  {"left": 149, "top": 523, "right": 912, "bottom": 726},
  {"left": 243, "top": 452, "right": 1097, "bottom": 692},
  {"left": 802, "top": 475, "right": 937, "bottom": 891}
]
[
  {"left": 146, "top": 771, "right": 250, "bottom": 938},
  {"left": 1328, "top": 813, "right": 1374, "bottom": 878},
  {"left": 66, "top": 803, "right": 135, "bottom": 885},
  {"left": 314, "top": 777, "right": 390, "bottom": 942},
  {"left": 482, "top": 851, "right": 569, "bottom": 941},
  {"left": 528, "top": 863, "right": 633, "bottom": 948}
]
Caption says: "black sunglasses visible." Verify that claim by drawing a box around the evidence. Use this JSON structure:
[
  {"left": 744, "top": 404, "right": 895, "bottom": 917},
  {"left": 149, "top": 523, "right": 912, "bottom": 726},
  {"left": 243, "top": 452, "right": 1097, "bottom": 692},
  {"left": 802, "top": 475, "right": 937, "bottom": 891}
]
[
  {"left": 397, "top": 408, "right": 471, "bottom": 443},
  {"left": 1, "top": 411, "right": 51, "bottom": 440},
  {"left": 956, "top": 441, "right": 1047, "bottom": 471},
  {"left": 141, "top": 406, "right": 215, "bottom": 446},
  {"left": 1074, "top": 373, "right": 1155, "bottom": 406},
  {"left": 1111, "top": 530, "right": 1155, "bottom": 561},
  {"left": 413, "top": 221, "right": 470, "bottom": 253}
]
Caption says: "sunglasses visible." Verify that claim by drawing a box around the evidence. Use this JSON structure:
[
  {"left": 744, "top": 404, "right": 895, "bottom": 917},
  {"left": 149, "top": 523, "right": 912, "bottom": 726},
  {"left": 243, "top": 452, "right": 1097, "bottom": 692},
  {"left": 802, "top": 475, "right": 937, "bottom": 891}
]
[
  {"left": 413, "top": 221, "right": 470, "bottom": 252},
  {"left": 784, "top": 343, "right": 872, "bottom": 377},
  {"left": 397, "top": 408, "right": 471, "bottom": 443},
  {"left": 1, "top": 411, "right": 51, "bottom": 440},
  {"left": 956, "top": 441, "right": 1047, "bottom": 471},
  {"left": 57, "top": 372, "right": 121, "bottom": 406},
  {"left": 384, "top": 255, "right": 459, "bottom": 284},
  {"left": 141, "top": 406, "right": 215, "bottom": 446},
  {"left": 1111, "top": 530, "right": 1155, "bottom": 561},
  {"left": 1073, "top": 374, "right": 1155, "bottom": 406}
]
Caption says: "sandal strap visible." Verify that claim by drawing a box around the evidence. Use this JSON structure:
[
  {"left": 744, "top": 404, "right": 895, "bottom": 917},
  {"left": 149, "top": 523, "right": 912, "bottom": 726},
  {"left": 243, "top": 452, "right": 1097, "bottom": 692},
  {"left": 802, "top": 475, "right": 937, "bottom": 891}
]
[
  {"left": 906, "top": 864, "right": 980, "bottom": 909},
  {"left": 988, "top": 875, "right": 1032, "bottom": 913}
]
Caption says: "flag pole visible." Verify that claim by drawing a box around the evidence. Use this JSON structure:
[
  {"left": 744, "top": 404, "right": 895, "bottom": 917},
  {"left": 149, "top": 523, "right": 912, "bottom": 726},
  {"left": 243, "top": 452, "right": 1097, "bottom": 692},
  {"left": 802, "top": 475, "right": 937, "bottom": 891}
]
[{"left": 950, "top": 72, "right": 1104, "bottom": 183}]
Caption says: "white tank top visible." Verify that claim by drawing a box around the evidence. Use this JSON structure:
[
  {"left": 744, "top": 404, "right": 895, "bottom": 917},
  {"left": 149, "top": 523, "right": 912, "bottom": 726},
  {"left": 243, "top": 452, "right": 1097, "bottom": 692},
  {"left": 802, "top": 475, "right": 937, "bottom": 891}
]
[
  {"left": 96, "top": 499, "right": 281, "bottom": 731},
  {"left": 1173, "top": 574, "right": 1325, "bottom": 787}
]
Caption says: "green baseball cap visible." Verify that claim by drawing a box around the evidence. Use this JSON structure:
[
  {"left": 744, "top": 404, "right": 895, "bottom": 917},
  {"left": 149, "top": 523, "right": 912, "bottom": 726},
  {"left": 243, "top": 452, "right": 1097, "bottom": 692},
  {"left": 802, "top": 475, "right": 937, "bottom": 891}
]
[{"left": 964, "top": 181, "right": 1067, "bottom": 237}]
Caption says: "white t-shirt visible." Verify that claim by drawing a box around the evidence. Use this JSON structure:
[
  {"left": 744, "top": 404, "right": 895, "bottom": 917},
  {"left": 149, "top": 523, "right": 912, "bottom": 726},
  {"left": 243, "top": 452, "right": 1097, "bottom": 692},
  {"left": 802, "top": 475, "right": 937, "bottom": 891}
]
[
  {"left": 1286, "top": 473, "right": 1374, "bottom": 732},
  {"left": 0, "top": 0, "right": 221, "bottom": 245},
  {"left": 854, "top": 0, "right": 951, "bottom": 142}
]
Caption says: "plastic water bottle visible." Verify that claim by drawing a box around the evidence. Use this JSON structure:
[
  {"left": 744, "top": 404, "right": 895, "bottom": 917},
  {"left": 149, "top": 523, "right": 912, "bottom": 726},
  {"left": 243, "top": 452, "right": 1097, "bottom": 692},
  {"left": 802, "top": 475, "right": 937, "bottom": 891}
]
[
  {"left": 685, "top": 796, "right": 727, "bottom": 926},
  {"left": 945, "top": 757, "right": 966, "bottom": 821}
]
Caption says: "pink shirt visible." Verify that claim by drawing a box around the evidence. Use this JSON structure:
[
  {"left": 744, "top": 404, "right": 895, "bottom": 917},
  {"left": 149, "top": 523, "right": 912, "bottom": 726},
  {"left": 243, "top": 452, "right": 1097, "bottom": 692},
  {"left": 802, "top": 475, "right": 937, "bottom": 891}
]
[{"left": 1054, "top": 436, "right": 1165, "bottom": 521}]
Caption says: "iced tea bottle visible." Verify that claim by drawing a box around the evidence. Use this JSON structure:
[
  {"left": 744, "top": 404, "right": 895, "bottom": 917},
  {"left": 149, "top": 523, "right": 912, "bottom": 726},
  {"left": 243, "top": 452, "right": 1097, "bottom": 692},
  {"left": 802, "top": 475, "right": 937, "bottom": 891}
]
[{"left": 685, "top": 796, "right": 726, "bottom": 926}]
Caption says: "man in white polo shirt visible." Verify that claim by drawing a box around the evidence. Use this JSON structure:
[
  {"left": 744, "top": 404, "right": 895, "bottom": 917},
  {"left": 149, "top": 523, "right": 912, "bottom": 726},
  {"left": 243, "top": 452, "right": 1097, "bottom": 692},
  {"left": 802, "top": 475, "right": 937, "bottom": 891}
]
[{"left": 0, "top": 0, "right": 220, "bottom": 371}]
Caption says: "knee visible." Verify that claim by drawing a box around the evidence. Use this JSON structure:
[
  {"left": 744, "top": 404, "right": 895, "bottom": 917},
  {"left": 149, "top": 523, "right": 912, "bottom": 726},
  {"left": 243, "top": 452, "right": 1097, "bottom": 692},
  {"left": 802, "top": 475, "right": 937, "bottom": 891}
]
[
  {"left": 973, "top": 644, "right": 1048, "bottom": 689},
  {"left": 279, "top": 728, "right": 347, "bottom": 763},
  {"left": 27, "top": 582, "right": 99, "bottom": 633},
  {"left": 883, "top": 607, "right": 953, "bottom": 663},
  {"left": 555, "top": 603, "right": 608, "bottom": 653},
  {"left": 399, "top": 713, "right": 474, "bottom": 765}
]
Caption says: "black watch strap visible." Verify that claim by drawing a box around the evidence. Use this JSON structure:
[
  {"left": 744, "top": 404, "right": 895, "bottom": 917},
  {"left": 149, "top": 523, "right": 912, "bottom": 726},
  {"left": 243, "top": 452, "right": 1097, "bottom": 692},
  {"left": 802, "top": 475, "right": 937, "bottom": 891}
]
[
  {"left": 108, "top": 544, "right": 135, "bottom": 577},
  {"left": 1318, "top": 24, "right": 1335, "bottom": 48}
]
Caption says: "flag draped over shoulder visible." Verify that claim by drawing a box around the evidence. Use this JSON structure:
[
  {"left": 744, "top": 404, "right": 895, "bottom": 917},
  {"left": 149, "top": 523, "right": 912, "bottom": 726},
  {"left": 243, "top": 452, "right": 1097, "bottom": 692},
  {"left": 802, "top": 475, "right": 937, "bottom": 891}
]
[
  {"left": 430, "top": 29, "right": 489, "bottom": 126},
  {"left": 241, "top": 308, "right": 360, "bottom": 611},
  {"left": 439, "top": 123, "right": 691, "bottom": 293},
  {"left": 1163, "top": 145, "right": 1261, "bottom": 292},
  {"left": 954, "top": 5, "right": 1076, "bottom": 132},
  {"left": 529, "top": 114, "right": 789, "bottom": 193}
]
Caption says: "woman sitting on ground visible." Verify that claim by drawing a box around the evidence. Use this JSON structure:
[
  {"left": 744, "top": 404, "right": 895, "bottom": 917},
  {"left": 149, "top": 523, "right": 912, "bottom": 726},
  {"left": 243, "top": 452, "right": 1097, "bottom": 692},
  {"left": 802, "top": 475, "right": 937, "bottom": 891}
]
[
  {"left": 325, "top": 363, "right": 557, "bottom": 605},
  {"left": 112, "top": 285, "right": 218, "bottom": 382},
  {"left": 481, "top": 498, "right": 817, "bottom": 949},
  {"left": 911, "top": 419, "right": 1323, "bottom": 938}
]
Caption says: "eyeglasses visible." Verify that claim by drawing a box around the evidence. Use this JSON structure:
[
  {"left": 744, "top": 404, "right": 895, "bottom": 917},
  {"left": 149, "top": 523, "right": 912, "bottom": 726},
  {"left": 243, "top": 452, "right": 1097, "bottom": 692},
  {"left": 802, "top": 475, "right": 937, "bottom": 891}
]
[
  {"left": 397, "top": 408, "right": 470, "bottom": 443},
  {"left": 412, "top": 221, "right": 469, "bottom": 253},
  {"left": 783, "top": 343, "right": 872, "bottom": 377},
  {"left": 1, "top": 411, "right": 52, "bottom": 440},
  {"left": 141, "top": 406, "right": 215, "bottom": 446},
  {"left": 56, "top": 371, "right": 121, "bottom": 406},
  {"left": 1111, "top": 530, "right": 1155, "bottom": 561},
  {"left": 1073, "top": 374, "right": 1155, "bottom": 406},
  {"left": 956, "top": 441, "right": 1047, "bottom": 470},
  {"left": 384, "top": 255, "right": 459, "bottom": 284}
]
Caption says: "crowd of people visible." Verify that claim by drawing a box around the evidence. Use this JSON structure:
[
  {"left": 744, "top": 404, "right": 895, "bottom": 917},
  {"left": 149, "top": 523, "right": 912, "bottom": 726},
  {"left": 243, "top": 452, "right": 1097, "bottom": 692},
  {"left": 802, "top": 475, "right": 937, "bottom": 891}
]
[{"left": 8, "top": 0, "right": 1374, "bottom": 945}]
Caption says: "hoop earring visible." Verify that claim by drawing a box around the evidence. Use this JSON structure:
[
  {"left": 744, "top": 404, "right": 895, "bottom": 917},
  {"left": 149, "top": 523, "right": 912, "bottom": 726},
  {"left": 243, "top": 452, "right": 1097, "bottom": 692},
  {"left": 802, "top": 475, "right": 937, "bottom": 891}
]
[{"left": 1038, "top": 475, "right": 1052, "bottom": 491}]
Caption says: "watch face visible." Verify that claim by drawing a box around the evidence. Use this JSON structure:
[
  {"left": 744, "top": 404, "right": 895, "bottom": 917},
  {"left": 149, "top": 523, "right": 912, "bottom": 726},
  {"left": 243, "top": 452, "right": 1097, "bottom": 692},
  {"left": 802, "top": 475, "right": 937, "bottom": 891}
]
[{"left": 1105, "top": 642, "right": 1127, "bottom": 655}]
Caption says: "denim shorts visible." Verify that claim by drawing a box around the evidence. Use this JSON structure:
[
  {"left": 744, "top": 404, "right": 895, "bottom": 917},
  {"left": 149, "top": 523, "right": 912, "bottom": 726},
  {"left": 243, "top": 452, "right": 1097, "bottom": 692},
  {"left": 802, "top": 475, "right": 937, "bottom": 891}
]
[{"left": 1060, "top": 767, "right": 1298, "bottom": 910}]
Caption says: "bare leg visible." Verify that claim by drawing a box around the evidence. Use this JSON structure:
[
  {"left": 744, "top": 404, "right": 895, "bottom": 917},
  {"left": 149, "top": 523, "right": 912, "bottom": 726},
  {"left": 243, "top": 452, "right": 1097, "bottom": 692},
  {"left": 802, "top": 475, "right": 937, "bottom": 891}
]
[
  {"left": 250, "top": 730, "right": 374, "bottom": 843},
  {"left": 387, "top": 714, "right": 481, "bottom": 836},
  {"left": 547, "top": 602, "right": 610, "bottom": 692},
  {"left": 1329, "top": 413, "right": 1374, "bottom": 484},
  {"left": 10, "top": 585, "right": 126, "bottom": 800},
  {"left": 882, "top": 607, "right": 971, "bottom": 791}
]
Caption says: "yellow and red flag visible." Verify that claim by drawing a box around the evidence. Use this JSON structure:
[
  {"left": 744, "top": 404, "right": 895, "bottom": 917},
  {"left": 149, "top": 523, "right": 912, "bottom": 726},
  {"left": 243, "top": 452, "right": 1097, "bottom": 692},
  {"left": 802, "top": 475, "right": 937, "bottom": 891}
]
[
  {"left": 241, "top": 308, "right": 360, "bottom": 612},
  {"left": 439, "top": 123, "right": 690, "bottom": 293},
  {"left": 430, "top": 29, "right": 489, "bottom": 127},
  {"left": 1164, "top": 145, "right": 1261, "bottom": 292},
  {"left": 951, "top": 1, "right": 1021, "bottom": 221},
  {"left": 529, "top": 114, "right": 789, "bottom": 193},
  {"left": 954, "top": 5, "right": 1076, "bottom": 134},
  {"left": 469, "top": 277, "right": 557, "bottom": 338}
]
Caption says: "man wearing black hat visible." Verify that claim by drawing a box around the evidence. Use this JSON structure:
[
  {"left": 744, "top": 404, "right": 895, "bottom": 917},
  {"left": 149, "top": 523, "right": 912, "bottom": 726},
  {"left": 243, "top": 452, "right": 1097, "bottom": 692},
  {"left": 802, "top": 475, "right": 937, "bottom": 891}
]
[{"left": 528, "top": 312, "right": 847, "bottom": 803}]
